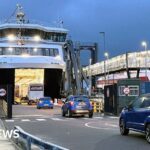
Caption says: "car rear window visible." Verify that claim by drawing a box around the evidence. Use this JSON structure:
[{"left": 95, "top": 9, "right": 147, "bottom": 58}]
[
  {"left": 73, "top": 96, "right": 89, "bottom": 102},
  {"left": 40, "top": 97, "right": 51, "bottom": 101}
]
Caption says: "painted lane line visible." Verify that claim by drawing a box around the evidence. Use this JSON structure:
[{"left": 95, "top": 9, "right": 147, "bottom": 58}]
[
  {"left": 93, "top": 117, "right": 104, "bottom": 119},
  {"left": 65, "top": 118, "right": 75, "bottom": 120},
  {"left": 105, "top": 123, "right": 118, "bottom": 128},
  {"left": 14, "top": 115, "right": 44, "bottom": 117},
  {"left": 5, "top": 120, "right": 15, "bottom": 122},
  {"left": 36, "top": 119, "right": 46, "bottom": 121},
  {"left": 21, "top": 119, "right": 30, "bottom": 122},
  {"left": 51, "top": 118, "right": 63, "bottom": 121},
  {"left": 85, "top": 122, "right": 118, "bottom": 130},
  {"left": 108, "top": 116, "right": 119, "bottom": 119},
  {"left": 51, "top": 118, "right": 68, "bottom": 121}
]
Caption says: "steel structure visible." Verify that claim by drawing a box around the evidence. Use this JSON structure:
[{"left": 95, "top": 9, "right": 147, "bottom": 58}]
[
  {"left": 63, "top": 40, "right": 98, "bottom": 95},
  {"left": 83, "top": 51, "right": 150, "bottom": 78}
]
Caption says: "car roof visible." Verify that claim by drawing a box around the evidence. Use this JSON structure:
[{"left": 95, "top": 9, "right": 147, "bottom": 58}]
[
  {"left": 68, "top": 95, "right": 88, "bottom": 98},
  {"left": 40, "top": 97, "right": 51, "bottom": 99}
]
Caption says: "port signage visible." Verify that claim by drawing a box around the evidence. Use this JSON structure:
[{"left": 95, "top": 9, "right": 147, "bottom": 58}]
[{"left": 0, "top": 88, "right": 6, "bottom": 97}]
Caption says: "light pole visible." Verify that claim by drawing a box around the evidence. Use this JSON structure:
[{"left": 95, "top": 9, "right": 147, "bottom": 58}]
[
  {"left": 141, "top": 41, "right": 148, "bottom": 77},
  {"left": 100, "top": 32, "right": 106, "bottom": 52},
  {"left": 104, "top": 52, "right": 109, "bottom": 85},
  {"left": 88, "top": 58, "right": 92, "bottom": 97}
]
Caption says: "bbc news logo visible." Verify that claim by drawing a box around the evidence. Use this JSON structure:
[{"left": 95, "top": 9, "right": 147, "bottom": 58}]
[{"left": 0, "top": 129, "right": 19, "bottom": 139}]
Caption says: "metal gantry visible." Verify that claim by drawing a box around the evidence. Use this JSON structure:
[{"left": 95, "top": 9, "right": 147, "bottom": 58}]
[{"left": 63, "top": 40, "right": 98, "bottom": 96}]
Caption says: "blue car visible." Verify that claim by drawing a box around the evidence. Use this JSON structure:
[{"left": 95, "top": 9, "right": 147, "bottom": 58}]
[
  {"left": 61, "top": 95, "right": 93, "bottom": 118},
  {"left": 37, "top": 97, "right": 53, "bottom": 109},
  {"left": 119, "top": 94, "right": 150, "bottom": 143}
]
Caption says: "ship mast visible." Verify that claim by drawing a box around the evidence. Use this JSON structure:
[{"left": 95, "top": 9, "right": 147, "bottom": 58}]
[
  {"left": 16, "top": 4, "right": 25, "bottom": 45},
  {"left": 16, "top": 4, "right": 25, "bottom": 24}
]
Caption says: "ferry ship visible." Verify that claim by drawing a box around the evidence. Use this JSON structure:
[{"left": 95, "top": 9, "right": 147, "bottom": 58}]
[{"left": 0, "top": 4, "right": 68, "bottom": 100}]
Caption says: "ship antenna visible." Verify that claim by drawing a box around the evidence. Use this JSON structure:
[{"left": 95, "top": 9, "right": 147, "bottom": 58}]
[{"left": 16, "top": 4, "right": 25, "bottom": 23}]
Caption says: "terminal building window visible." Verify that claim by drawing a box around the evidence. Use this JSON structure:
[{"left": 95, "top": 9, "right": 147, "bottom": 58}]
[{"left": 119, "top": 86, "right": 139, "bottom": 96}]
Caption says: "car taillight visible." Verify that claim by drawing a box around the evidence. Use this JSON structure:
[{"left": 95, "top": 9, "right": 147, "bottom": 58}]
[
  {"left": 69, "top": 101, "right": 74, "bottom": 106},
  {"left": 39, "top": 101, "right": 42, "bottom": 104}
]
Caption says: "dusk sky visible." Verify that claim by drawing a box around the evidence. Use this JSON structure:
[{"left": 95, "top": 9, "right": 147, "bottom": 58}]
[{"left": 0, "top": 0, "right": 150, "bottom": 64}]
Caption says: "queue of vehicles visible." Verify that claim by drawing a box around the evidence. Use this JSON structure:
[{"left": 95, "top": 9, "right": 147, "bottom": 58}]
[{"left": 15, "top": 85, "right": 150, "bottom": 144}]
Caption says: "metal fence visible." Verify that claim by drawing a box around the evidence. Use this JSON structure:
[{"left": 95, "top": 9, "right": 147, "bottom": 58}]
[{"left": 14, "top": 126, "right": 69, "bottom": 150}]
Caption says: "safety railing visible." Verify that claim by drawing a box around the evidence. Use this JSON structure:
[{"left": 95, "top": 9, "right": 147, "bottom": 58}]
[
  {"left": 0, "top": 99, "right": 7, "bottom": 117},
  {"left": 13, "top": 126, "right": 69, "bottom": 150},
  {"left": 90, "top": 98, "right": 104, "bottom": 113}
]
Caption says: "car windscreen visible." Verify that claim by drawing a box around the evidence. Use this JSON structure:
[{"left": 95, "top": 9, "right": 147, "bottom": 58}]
[
  {"left": 133, "top": 96, "right": 150, "bottom": 108},
  {"left": 73, "top": 97, "right": 89, "bottom": 102}
]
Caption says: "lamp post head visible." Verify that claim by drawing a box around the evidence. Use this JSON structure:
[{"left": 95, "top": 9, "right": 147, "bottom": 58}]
[
  {"left": 141, "top": 41, "right": 147, "bottom": 51},
  {"left": 104, "top": 52, "right": 109, "bottom": 59},
  {"left": 142, "top": 41, "right": 147, "bottom": 47}
]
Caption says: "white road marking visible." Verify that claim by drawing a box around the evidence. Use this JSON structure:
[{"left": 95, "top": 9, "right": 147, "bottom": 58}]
[
  {"left": 105, "top": 123, "right": 118, "bottom": 128},
  {"left": 51, "top": 118, "right": 63, "bottom": 121},
  {"left": 93, "top": 117, "right": 104, "bottom": 119},
  {"left": 108, "top": 116, "right": 119, "bottom": 119},
  {"left": 85, "top": 122, "right": 118, "bottom": 130},
  {"left": 65, "top": 118, "right": 75, "bottom": 120},
  {"left": 5, "top": 120, "right": 14, "bottom": 122},
  {"left": 14, "top": 115, "right": 44, "bottom": 117},
  {"left": 36, "top": 119, "right": 46, "bottom": 121},
  {"left": 21, "top": 119, "right": 30, "bottom": 122}
]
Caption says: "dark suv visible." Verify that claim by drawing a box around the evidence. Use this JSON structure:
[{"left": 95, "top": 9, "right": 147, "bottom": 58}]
[
  {"left": 119, "top": 94, "right": 150, "bottom": 143},
  {"left": 61, "top": 95, "right": 93, "bottom": 118}
]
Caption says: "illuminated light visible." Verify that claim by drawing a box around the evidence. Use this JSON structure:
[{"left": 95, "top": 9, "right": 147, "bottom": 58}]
[
  {"left": 8, "top": 47, "right": 13, "bottom": 51},
  {"left": 55, "top": 55, "right": 61, "bottom": 60},
  {"left": 7, "top": 34, "right": 15, "bottom": 41},
  {"left": 104, "top": 52, "right": 109, "bottom": 58},
  {"left": 33, "top": 35, "right": 41, "bottom": 42},
  {"left": 141, "top": 41, "right": 147, "bottom": 47},
  {"left": 33, "top": 48, "right": 37, "bottom": 52},
  {"left": 21, "top": 53, "right": 30, "bottom": 57},
  {"left": 69, "top": 101, "right": 74, "bottom": 106},
  {"left": 39, "top": 101, "right": 42, "bottom": 104}
]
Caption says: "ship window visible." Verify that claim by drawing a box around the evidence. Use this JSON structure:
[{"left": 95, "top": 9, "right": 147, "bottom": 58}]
[
  {"left": 0, "top": 47, "right": 59, "bottom": 56},
  {"left": 54, "top": 49, "right": 59, "bottom": 56},
  {"left": 15, "top": 48, "right": 22, "bottom": 55},
  {"left": 49, "top": 48, "right": 59, "bottom": 56},
  {"left": 0, "top": 48, "right": 2, "bottom": 55},
  {"left": 45, "top": 49, "right": 50, "bottom": 56}
]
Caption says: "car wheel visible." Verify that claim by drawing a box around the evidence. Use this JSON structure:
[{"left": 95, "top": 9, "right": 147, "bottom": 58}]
[
  {"left": 51, "top": 107, "right": 53, "bottom": 109},
  {"left": 68, "top": 109, "right": 72, "bottom": 118},
  {"left": 37, "top": 107, "right": 41, "bottom": 109},
  {"left": 89, "top": 112, "right": 93, "bottom": 118},
  {"left": 146, "top": 124, "right": 150, "bottom": 144},
  {"left": 120, "top": 119, "right": 129, "bottom": 135},
  {"left": 62, "top": 109, "right": 66, "bottom": 117}
]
